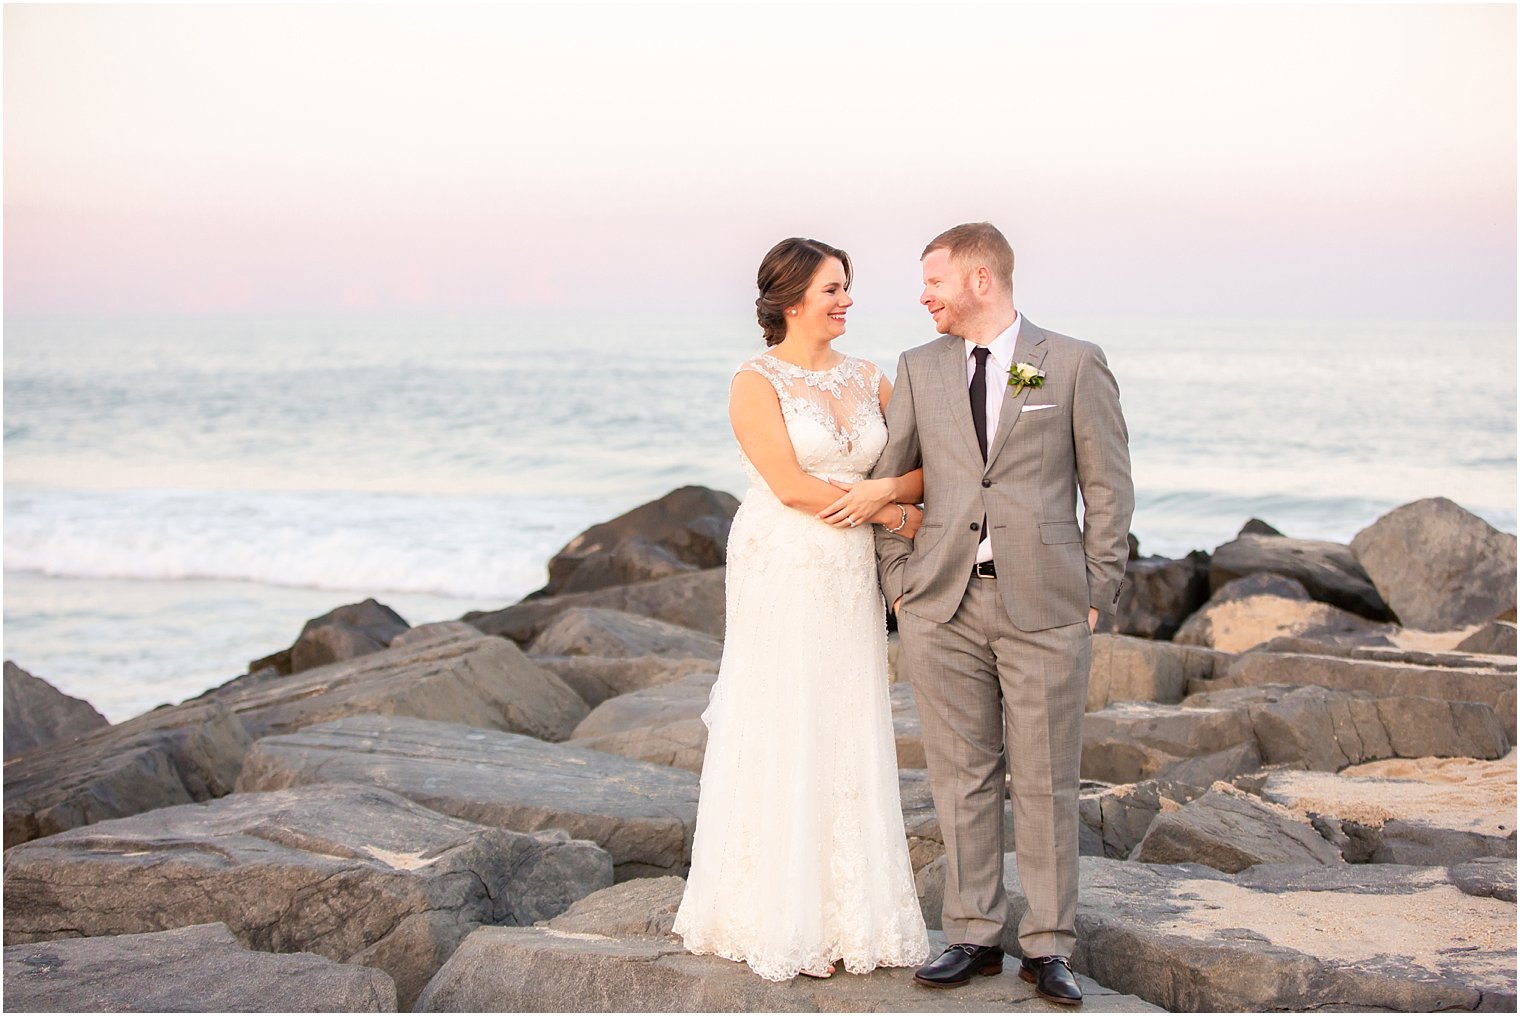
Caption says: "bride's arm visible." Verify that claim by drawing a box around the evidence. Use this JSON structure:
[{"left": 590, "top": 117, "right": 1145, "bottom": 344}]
[
  {"left": 816, "top": 375, "right": 924, "bottom": 525},
  {"left": 730, "top": 371, "right": 904, "bottom": 523}
]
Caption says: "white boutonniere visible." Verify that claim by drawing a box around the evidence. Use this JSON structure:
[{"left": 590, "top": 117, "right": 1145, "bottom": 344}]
[{"left": 1007, "top": 362, "right": 1046, "bottom": 397}]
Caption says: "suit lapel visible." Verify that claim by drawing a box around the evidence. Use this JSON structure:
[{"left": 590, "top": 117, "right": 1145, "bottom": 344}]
[
  {"left": 937, "top": 335, "right": 983, "bottom": 462},
  {"left": 985, "top": 319, "right": 1049, "bottom": 470}
]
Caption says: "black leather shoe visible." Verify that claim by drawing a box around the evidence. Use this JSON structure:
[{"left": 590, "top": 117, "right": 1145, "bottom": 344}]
[
  {"left": 1020, "top": 955, "right": 1083, "bottom": 1005},
  {"left": 913, "top": 943, "right": 1004, "bottom": 988}
]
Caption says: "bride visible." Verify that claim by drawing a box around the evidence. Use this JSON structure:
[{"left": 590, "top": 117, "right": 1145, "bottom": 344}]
[{"left": 672, "top": 238, "right": 931, "bottom": 981}]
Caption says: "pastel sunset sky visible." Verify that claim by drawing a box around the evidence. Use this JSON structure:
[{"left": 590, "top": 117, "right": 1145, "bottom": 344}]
[{"left": 5, "top": 3, "right": 1515, "bottom": 320}]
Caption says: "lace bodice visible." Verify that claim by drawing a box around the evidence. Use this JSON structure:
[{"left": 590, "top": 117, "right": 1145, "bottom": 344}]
[{"left": 734, "top": 352, "right": 888, "bottom": 488}]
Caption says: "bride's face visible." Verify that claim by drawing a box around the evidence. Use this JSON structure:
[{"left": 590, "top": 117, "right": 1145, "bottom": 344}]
[{"left": 786, "top": 258, "right": 852, "bottom": 341}]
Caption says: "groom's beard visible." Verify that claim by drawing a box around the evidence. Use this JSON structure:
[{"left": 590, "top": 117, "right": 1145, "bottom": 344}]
[{"left": 930, "top": 278, "right": 979, "bottom": 336}]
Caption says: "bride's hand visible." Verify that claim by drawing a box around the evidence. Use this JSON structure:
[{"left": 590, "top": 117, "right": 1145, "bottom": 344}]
[{"left": 817, "top": 478, "right": 896, "bottom": 528}]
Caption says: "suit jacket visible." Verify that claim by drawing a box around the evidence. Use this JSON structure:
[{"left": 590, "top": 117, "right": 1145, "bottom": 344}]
[{"left": 873, "top": 318, "right": 1134, "bottom": 631}]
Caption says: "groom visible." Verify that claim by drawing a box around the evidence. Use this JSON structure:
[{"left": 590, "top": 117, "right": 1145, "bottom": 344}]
[{"left": 873, "top": 222, "right": 1133, "bottom": 1005}]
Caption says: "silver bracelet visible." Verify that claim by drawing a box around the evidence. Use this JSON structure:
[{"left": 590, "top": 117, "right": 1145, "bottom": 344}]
[{"left": 886, "top": 503, "right": 910, "bottom": 534}]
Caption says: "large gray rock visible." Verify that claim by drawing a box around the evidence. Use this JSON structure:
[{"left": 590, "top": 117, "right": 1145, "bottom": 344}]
[
  {"left": 1086, "top": 635, "right": 1229, "bottom": 710},
  {"left": 235, "top": 714, "right": 698, "bottom": 879},
  {"left": 540, "top": 486, "right": 739, "bottom": 597},
  {"left": 532, "top": 653, "right": 716, "bottom": 709},
  {"left": 1209, "top": 532, "right": 1393, "bottom": 620},
  {"left": 540, "top": 875, "right": 688, "bottom": 939},
  {"left": 1458, "top": 619, "right": 1519, "bottom": 656},
  {"left": 467, "top": 568, "right": 726, "bottom": 644},
  {"left": 1192, "top": 683, "right": 1509, "bottom": 770},
  {"left": 1351, "top": 497, "right": 1518, "bottom": 630},
  {"left": 1262, "top": 755, "right": 1517, "bottom": 865},
  {"left": 1079, "top": 780, "right": 1207, "bottom": 860},
  {"left": 1083, "top": 683, "right": 1509, "bottom": 786},
  {"left": 3, "top": 661, "right": 108, "bottom": 758},
  {"left": 3, "top": 700, "right": 251, "bottom": 850},
  {"left": 220, "top": 622, "right": 589, "bottom": 743},
  {"left": 914, "top": 853, "right": 1517, "bottom": 1011},
  {"left": 414, "top": 877, "right": 1160, "bottom": 1012},
  {"left": 3, "top": 923, "right": 397, "bottom": 1013},
  {"left": 566, "top": 673, "right": 715, "bottom": 773},
  {"left": 1100, "top": 550, "right": 1212, "bottom": 640},
  {"left": 570, "top": 673, "right": 715, "bottom": 740},
  {"left": 1203, "top": 649, "right": 1518, "bottom": 742},
  {"left": 1081, "top": 699, "right": 1258, "bottom": 785},
  {"left": 529, "top": 607, "right": 723, "bottom": 664},
  {"left": 2, "top": 783, "right": 610, "bottom": 1007},
  {"left": 290, "top": 598, "right": 410, "bottom": 674},
  {"left": 248, "top": 598, "right": 411, "bottom": 676},
  {"left": 1132, "top": 786, "right": 1344, "bottom": 871}
]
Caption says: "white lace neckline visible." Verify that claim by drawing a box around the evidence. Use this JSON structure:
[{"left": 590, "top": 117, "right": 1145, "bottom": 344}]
[{"left": 762, "top": 350, "right": 850, "bottom": 377}]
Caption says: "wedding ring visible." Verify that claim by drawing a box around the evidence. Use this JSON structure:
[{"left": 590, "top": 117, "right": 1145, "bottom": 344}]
[{"left": 847, "top": 517, "right": 858, "bottom": 527}]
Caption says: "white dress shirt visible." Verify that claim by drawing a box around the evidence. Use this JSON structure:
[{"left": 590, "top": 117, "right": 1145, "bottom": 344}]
[{"left": 965, "top": 315, "right": 1021, "bottom": 564}]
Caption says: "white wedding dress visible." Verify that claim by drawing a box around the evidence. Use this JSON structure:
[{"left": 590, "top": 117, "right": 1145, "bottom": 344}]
[{"left": 672, "top": 351, "right": 930, "bottom": 981}]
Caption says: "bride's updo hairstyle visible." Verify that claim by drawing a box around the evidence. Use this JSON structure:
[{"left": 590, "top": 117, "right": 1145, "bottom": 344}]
[{"left": 755, "top": 238, "right": 853, "bottom": 347}]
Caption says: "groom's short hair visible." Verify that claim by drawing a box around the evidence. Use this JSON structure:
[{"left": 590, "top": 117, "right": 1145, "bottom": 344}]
[{"left": 922, "top": 222, "right": 1014, "bottom": 291}]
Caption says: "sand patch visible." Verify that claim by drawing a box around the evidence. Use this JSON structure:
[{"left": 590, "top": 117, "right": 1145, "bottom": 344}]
[
  {"left": 1157, "top": 879, "right": 1514, "bottom": 978},
  {"left": 1388, "top": 625, "right": 1484, "bottom": 653},
  {"left": 1185, "top": 597, "right": 1364, "bottom": 653},
  {"left": 1264, "top": 752, "right": 1516, "bottom": 835},
  {"left": 361, "top": 846, "right": 443, "bottom": 870}
]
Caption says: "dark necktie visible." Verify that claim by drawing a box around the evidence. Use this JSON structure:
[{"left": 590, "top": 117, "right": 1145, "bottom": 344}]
[{"left": 969, "top": 346, "right": 990, "bottom": 463}]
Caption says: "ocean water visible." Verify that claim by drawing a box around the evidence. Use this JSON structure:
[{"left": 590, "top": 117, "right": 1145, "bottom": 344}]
[{"left": 5, "top": 311, "right": 1515, "bottom": 721}]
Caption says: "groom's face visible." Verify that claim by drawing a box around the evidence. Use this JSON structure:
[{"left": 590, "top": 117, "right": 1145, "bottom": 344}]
[{"left": 920, "top": 248, "right": 974, "bottom": 336}]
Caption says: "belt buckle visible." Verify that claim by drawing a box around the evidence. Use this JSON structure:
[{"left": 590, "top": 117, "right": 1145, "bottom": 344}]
[{"left": 974, "top": 561, "right": 996, "bottom": 578}]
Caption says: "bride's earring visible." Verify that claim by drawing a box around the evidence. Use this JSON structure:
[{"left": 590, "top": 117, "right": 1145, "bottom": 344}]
[{"left": 788, "top": 309, "right": 797, "bottom": 316}]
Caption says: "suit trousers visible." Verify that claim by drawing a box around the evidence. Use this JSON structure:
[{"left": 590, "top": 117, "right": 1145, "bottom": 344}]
[{"left": 897, "top": 572, "right": 1090, "bottom": 958}]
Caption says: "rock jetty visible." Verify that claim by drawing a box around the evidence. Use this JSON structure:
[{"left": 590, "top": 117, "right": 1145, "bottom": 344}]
[{"left": 3, "top": 488, "right": 1514, "bottom": 1012}]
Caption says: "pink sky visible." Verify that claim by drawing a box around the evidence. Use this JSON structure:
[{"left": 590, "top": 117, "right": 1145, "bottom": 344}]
[{"left": 5, "top": 4, "right": 1515, "bottom": 319}]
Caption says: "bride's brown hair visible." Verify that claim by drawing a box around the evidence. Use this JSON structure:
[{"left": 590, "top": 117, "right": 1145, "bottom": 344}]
[{"left": 755, "top": 238, "right": 853, "bottom": 347}]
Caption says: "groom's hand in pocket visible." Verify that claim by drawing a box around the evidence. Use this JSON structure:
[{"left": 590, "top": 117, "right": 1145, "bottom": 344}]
[{"left": 1088, "top": 607, "right": 1099, "bottom": 632}]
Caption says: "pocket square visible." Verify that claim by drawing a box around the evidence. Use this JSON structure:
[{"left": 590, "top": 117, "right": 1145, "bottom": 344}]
[{"left": 1021, "top": 403, "right": 1058, "bottom": 413}]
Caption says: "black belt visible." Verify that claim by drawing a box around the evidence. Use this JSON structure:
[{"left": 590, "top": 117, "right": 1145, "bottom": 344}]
[{"left": 974, "top": 561, "right": 997, "bottom": 578}]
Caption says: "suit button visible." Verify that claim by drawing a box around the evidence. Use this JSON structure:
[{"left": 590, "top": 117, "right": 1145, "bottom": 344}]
[
  {"left": 981, "top": 479, "right": 991, "bottom": 488},
  {"left": 969, "top": 523, "right": 980, "bottom": 532}
]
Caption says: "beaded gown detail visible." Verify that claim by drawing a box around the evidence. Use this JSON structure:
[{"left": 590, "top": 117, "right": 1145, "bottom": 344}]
[{"left": 672, "top": 352, "right": 930, "bottom": 981}]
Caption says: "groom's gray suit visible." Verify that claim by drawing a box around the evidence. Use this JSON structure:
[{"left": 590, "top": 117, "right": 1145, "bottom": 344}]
[{"left": 874, "top": 318, "right": 1133, "bottom": 958}]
